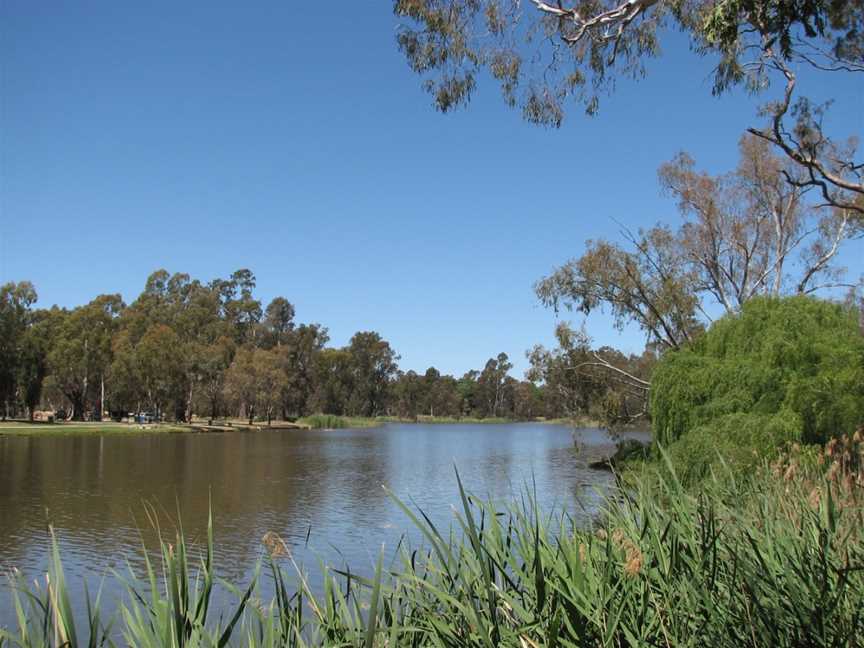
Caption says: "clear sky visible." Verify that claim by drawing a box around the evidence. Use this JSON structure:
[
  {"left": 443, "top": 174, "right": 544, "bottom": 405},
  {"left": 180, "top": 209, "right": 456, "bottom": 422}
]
[{"left": 2, "top": 2, "right": 862, "bottom": 377}]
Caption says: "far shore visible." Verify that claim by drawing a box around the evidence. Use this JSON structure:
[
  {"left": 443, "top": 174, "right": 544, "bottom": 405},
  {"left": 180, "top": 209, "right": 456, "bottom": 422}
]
[{"left": 0, "top": 414, "right": 604, "bottom": 436}]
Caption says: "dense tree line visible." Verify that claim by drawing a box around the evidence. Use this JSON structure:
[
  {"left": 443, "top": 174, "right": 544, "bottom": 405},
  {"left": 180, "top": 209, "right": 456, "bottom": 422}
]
[
  {"left": 0, "top": 270, "right": 632, "bottom": 423},
  {"left": 4, "top": 143, "right": 858, "bottom": 428}
]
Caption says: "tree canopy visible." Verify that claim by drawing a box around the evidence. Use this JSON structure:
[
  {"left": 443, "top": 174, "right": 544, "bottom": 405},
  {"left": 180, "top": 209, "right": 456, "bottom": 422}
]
[
  {"left": 395, "top": 0, "right": 863, "bottom": 216},
  {"left": 0, "top": 269, "right": 628, "bottom": 424},
  {"left": 536, "top": 134, "right": 860, "bottom": 351}
]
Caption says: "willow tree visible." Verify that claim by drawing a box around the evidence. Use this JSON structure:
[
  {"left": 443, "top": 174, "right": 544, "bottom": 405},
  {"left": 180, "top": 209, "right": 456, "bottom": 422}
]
[
  {"left": 650, "top": 295, "right": 864, "bottom": 478},
  {"left": 395, "top": 0, "right": 862, "bottom": 216}
]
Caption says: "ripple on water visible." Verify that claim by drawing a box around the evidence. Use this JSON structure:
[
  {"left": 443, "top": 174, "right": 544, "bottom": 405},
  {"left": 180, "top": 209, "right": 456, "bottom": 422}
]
[{"left": 0, "top": 423, "right": 642, "bottom": 626}]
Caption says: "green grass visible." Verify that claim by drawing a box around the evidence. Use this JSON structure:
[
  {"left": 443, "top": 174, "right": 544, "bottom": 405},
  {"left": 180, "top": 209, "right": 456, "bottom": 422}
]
[
  {"left": 0, "top": 414, "right": 581, "bottom": 436},
  {"left": 3, "top": 440, "right": 862, "bottom": 647},
  {"left": 296, "top": 414, "right": 384, "bottom": 429},
  {"left": 378, "top": 415, "right": 516, "bottom": 425},
  {"left": 536, "top": 415, "right": 603, "bottom": 428},
  {"left": 297, "top": 414, "right": 523, "bottom": 428},
  {"left": 300, "top": 414, "right": 572, "bottom": 427},
  {"left": 378, "top": 415, "right": 604, "bottom": 426},
  {"left": 0, "top": 421, "right": 189, "bottom": 436}
]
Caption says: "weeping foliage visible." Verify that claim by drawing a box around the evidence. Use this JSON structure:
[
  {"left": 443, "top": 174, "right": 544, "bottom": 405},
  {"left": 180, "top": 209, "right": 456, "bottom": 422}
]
[{"left": 650, "top": 296, "right": 864, "bottom": 477}]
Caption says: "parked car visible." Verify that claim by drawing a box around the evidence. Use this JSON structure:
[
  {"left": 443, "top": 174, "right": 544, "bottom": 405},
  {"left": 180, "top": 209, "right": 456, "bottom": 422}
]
[{"left": 134, "top": 412, "right": 160, "bottom": 424}]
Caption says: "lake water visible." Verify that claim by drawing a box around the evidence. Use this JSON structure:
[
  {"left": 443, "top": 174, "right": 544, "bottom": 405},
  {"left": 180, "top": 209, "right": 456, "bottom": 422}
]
[{"left": 0, "top": 422, "right": 646, "bottom": 627}]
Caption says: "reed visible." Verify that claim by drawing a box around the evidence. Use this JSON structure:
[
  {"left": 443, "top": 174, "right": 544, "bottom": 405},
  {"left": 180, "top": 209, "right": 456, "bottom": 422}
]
[
  {"left": 297, "top": 415, "right": 382, "bottom": 430},
  {"left": 2, "top": 438, "right": 863, "bottom": 647}
]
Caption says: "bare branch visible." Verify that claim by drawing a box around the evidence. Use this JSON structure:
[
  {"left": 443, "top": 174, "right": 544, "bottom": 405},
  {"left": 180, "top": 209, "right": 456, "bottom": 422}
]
[
  {"left": 573, "top": 351, "right": 651, "bottom": 389},
  {"left": 532, "top": 0, "right": 658, "bottom": 49},
  {"left": 747, "top": 51, "right": 863, "bottom": 215}
]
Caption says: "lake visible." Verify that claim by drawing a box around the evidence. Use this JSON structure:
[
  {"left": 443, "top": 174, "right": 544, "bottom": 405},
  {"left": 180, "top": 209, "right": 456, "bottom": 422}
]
[{"left": 0, "top": 422, "right": 646, "bottom": 626}]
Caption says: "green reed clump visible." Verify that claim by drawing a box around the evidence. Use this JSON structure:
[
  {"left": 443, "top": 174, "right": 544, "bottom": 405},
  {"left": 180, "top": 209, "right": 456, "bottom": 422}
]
[
  {"left": 1, "top": 528, "right": 112, "bottom": 648},
  {"left": 3, "top": 450, "right": 863, "bottom": 647},
  {"left": 297, "top": 415, "right": 380, "bottom": 430}
]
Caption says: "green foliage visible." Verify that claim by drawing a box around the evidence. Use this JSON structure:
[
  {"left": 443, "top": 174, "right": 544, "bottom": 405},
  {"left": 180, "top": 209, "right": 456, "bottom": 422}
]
[
  {"left": 527, "top": 322, "right": 655, "bottom": 428},
  {"left": 3, "top": 462, "right": 863, "bottom": 646},
  {"left": 3, "top": 269, "right": 624, "bottom": 424},
  {"left": 395, "top": 0, "right": 861, "bottom": 125},
  {"left": 651, "top": 296, "right": 864, "bottom": 475},
  {"left": 0, "top": 282, "right": 39, "bottom": 418},
  {"left": 298, "top": 414, "right": 382, "bottom": 429}
]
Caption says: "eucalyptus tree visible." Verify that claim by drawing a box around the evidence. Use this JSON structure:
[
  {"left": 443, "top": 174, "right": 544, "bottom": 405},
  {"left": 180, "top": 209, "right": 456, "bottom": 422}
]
[
  {"left": 191, "top": 336, "right": 235, "bottom": 419},
  {"left": 279, "top": 323, "right": 329, "bottom": 417},
  {"left": 262, "top": 297, "right": 296, "bottom": 348},
  {"left": 0, "top": 281, "right": 37, "bottom": 418},
  {"left": 310, "top": 348, "right": 354, "bottom": 415},
  {"left": 477, "top": 352, "right": 513, "bottom": 417},
  {"left": 392, "top": 369, "right": 424, "bottom": 418},
  {"left": 536, "top": 136, "right": 860, "bottom": 354},
  {"left": 223, "top": 347, "right": 285, "bottom": 425},
  {"left": 16, "top": 309, "right": 55, "bottom": 419},
  {"left": 47, "top": 294, "right": 123, "bottom": 420},
  {"left": 133, "top": 324, "right": 187, "bottom": 419},
  {"left": 511, "top": 380, "right": 544, "bottom": 419},
  {"left": 395, "top": 0, "right": 863, "bottom": 215},
  {"left": 527, "top": 323, "right": 656, "bottom": 426},
  {"left": 537, "top": 225, "right": 702, "bottom": 352},
  {"left": 659, "top": 134, "right": 859, "bottom": 307},
  {"left": 346, "top": 331, "right": 400, "bottom": 416},
  {"left": 209, "top": 269, "right": 263, "bottom": 345},
  {"left": 223, "top": 347, "right": 258, "bottom": 424},
  {"left": 111, "top": 270, "right": 231, "bottom": 420},
  {"left": 527, "top": 323, "right": 606, "bottom": 418},
  {"left": 457, "top": 369, "right": 481, "bottom": 416},
  {"left": 422, "top": 367, "right": 463, "bottom": 417}
]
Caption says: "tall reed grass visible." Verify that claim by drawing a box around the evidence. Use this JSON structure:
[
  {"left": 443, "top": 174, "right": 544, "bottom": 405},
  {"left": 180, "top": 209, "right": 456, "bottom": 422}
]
[
  {"left": 297, "top": 415, "right": 381, "bottom": 430},
  {"left": 2, "top": 436, "right": 863, "bottom": 647}
]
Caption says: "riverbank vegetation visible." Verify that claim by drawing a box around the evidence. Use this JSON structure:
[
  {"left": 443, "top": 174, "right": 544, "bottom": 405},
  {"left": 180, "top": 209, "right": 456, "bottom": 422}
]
[
  {"left": 297, "top": 414, "right": 550, "bottom": 429},
  {"left": 0, "top": 421, "right": 189, "bottom": 436},
  {"left": 296, "top": 414, "right": 383, "bottom": 430}
]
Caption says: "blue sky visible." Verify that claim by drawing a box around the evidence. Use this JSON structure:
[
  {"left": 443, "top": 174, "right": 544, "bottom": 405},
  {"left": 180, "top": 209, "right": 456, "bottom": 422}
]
[{"left": 2, "top": 2, "right": 862, "bottom": 376}]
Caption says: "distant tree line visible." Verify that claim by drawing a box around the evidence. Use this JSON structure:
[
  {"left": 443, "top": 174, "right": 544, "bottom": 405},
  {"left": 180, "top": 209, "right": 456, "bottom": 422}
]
[
  {"left": 0, "top": 270, "right": 642, "bottom": 424},
  {"left": 4, "top": 137, "right": 859, "bottom": 428}
]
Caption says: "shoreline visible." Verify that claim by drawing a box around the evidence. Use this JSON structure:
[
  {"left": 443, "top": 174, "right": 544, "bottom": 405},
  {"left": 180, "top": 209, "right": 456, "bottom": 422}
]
[{"left": 0, "top": 415, "right": 605, "bottom": 436}]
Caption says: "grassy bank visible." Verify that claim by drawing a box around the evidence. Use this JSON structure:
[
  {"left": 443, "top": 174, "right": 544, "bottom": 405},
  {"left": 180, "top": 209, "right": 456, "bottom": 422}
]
[
  {"left": 298, "top": 414, "right": 601, "bottom": 429},
  {"left": 3, "top": 437, "right": 861, "bottom": 647},
  {"left": 378, "top": 415, "right": 515, "bottom": 425},
  {"left": 0, "top": 421, "right": 189, "bottom": 436},
  {"left": 0, "top": 415, "right": 596, "bottom": 436},
  {"left": 537, "top": 415, "right": 604, "bottom": 428},
  {"left": 297, "top": 414, "right": 523, "bottom": 429}
]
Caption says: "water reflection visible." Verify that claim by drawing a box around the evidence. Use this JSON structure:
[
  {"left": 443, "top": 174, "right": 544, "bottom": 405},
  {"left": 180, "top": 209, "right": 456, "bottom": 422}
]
[{"left": 0, "top": 423, "right": 645, "bottom": 625}]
